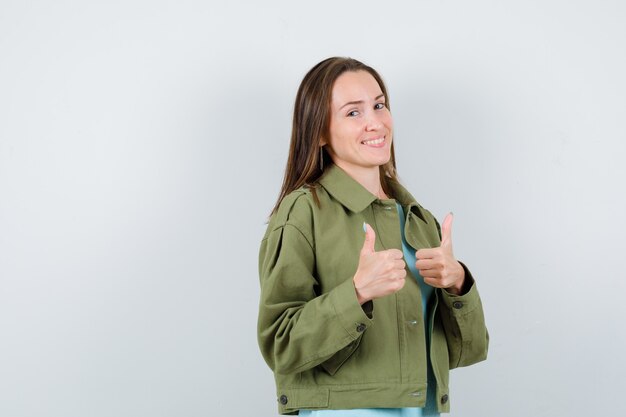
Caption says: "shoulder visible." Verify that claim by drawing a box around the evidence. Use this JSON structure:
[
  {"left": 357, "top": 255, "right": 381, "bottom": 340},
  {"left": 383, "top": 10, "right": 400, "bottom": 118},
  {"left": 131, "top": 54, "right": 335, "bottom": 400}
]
[
  {"left": 259, "top": 188, "right": 318, "bottom": 274},
  {"left": 264, "top": 187, "right": 318, "bottom": 243},
  {"left": 271, "top": 187, "right": 317, "bottom": 225}
]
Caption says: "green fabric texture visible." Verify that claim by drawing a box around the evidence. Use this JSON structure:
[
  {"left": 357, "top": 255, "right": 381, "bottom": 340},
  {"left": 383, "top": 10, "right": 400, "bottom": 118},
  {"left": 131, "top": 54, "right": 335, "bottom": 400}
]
[{"left": 257, "top": 164, "right": 488, "bottom": 415}]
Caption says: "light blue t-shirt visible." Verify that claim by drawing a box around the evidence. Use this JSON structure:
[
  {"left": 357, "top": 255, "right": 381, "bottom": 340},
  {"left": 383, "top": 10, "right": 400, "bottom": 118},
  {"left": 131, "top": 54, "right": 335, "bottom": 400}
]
[{"left": 300, "top": 203, "right": 440, "bottom": 417}]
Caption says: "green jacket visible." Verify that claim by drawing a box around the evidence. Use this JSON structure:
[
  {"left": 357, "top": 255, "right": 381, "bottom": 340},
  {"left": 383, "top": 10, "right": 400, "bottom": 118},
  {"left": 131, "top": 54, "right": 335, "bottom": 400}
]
[{"left": 258, "top": 164, "right": 488, "bottom": 415}]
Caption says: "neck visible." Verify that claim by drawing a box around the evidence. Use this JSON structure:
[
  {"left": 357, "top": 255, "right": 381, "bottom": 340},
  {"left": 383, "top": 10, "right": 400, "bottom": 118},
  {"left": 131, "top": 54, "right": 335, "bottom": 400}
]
[{"left": 335, "top": 163, "right": 387, "bottom": 199}]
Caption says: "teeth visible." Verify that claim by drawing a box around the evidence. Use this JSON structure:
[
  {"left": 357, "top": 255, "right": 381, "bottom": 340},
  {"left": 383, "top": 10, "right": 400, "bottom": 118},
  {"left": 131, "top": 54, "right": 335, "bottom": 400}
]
[{"left": 362, "top": 138, "right": 384, "bottom": 145}]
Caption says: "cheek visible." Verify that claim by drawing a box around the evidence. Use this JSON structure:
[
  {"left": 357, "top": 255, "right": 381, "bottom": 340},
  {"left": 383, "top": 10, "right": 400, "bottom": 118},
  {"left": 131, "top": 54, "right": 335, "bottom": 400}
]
[
  {"left": 384, "top": 113, "right": 394, "bottom": 130},
  {"left": 329, "top": 124, "right": 356, "bottom": 148}
]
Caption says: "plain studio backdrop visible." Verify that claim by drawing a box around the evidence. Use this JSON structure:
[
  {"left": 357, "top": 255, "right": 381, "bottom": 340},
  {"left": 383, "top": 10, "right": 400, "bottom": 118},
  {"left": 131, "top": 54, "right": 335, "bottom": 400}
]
[{"left": 1, "top": 1, "right": 624, "bottom": 416}]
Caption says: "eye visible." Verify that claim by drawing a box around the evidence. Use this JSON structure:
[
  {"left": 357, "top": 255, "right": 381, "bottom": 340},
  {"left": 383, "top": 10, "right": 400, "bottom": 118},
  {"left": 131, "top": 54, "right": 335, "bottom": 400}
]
[
  {"left": 347, "top": 110, "right": 360, "bottom": 117},
  {"left": 374, "top": 102, "right": 386, "bottom": 110}
]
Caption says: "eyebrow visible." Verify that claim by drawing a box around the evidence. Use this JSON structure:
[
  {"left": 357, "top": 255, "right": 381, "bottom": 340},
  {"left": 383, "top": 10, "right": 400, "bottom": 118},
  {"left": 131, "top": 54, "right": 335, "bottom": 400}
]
[{"left": 339, "top": 94, "right": 385, "bottom": 110}]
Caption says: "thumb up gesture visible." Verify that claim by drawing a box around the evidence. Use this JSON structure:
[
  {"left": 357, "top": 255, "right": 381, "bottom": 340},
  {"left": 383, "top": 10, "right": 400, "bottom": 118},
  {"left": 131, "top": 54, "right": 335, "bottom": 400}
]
[
  {"left": 353, "top": 224, "right": 407, "bottom": 305},
  {"left": 415, "top": 213, "right": 466, "bottom": 295}
]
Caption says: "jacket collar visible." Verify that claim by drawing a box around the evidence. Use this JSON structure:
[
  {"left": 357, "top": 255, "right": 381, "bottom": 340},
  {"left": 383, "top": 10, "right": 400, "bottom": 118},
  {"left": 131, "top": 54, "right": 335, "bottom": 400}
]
[
  {"left": 318, "top": 164, "right": 377, "bottom": 213},
  {"left": 318, "top": 164, "right": 426, "bottom": 222}
]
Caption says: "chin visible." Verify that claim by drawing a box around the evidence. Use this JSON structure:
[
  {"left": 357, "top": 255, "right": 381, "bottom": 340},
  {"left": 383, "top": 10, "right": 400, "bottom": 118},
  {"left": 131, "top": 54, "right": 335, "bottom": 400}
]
[{"left": 372, "top": 154, "right": 392, "bottom": 166}]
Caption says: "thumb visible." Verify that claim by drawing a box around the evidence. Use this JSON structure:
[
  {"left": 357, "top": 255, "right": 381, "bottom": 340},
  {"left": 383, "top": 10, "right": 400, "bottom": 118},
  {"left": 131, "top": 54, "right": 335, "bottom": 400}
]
[
  {"left": 360, "top": 223, "right": 376, "bottom": 256},
  {"left": 441, "top": 212, "right": 454, "bottom": 247}
]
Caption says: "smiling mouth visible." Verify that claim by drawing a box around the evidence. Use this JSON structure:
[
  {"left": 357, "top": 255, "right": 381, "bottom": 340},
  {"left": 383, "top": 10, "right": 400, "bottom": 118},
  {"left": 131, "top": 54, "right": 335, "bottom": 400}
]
[{"left": 361, "top": 137, "right": 385, "bottom": 146}]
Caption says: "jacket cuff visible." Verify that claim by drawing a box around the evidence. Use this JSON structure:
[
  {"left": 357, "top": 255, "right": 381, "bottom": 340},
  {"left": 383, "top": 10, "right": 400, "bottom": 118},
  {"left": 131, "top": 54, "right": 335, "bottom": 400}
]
[
  {"left": 328, "top": 278, "right": 375, "bottom": 340},
  {"left": 440, "top": 261, "right": 481, "bottom": 315}
]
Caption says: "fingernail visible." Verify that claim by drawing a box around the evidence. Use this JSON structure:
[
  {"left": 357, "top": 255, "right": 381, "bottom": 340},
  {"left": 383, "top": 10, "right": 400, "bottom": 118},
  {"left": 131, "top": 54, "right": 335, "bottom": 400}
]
[{"left": 363, "top": 222, "right": 367, "bottom": 232}]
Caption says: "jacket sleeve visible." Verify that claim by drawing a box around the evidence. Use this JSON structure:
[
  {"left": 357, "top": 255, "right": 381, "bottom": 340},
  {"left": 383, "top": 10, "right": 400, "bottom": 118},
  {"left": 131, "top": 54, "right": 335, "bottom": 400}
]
[
  {"left": 438, "top": 262, "right": 489, "bottom": 369},
  {"left": 257, "top": 210, "right": 373, "bottom": 375}
]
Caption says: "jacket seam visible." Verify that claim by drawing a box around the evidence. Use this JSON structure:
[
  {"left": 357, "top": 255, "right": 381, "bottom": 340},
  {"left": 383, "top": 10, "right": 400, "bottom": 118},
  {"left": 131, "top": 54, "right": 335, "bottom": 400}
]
[
  {"left": 288, "top": 334, "right": 356, "bottom": 373},
  {"left": 283, "top": 222, "right": 314, "bottom": 251}
]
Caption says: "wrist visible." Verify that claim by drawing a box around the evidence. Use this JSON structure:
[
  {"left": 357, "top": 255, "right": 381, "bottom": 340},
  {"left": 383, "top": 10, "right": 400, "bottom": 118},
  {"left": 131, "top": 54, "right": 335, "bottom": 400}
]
[
  {"left": 353, "top": 276, "right": 369, "bottom": 305},
  {"left": 445, "top": 262, "right": 466, "bottom": 295},
  {"left": 354, "top": 286, "right": 369, "bottom": 305}
]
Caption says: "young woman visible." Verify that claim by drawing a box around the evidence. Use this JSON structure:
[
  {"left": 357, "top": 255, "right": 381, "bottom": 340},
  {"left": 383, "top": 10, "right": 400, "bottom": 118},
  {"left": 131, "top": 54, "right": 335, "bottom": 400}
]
[{"left": 257, "top": 57, "right": 488, "bottom": 416}]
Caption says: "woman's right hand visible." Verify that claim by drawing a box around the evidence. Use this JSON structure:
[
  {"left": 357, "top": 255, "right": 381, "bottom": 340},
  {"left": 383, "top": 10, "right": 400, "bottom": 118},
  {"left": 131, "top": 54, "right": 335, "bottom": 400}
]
[{"left": 353, "top": 223, "right": 407, "bottom": 304}]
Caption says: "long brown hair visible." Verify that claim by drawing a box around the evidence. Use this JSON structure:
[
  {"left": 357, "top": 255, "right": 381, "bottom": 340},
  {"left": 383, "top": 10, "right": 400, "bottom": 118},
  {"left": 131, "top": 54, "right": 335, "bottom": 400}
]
[{"left": 270, "top": 57, "right": 399, "bottom": 216}]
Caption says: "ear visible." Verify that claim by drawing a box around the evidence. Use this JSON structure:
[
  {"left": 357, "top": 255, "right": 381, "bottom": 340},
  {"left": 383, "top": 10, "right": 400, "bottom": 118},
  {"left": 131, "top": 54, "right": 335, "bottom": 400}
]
[{"left": 319, "top": 138, "right": 327, "bottom": 146}]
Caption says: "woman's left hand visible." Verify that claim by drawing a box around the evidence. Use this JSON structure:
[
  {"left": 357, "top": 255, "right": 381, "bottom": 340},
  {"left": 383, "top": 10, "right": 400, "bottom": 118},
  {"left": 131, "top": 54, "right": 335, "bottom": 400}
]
[{"left": 415, "top": 213, "right": 466, "bottom": 295}]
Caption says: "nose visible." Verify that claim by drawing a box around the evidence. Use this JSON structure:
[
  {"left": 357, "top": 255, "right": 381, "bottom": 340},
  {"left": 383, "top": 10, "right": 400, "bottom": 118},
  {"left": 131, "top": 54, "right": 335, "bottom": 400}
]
[{"left": 365, "top": 111, "right": 383, "bottom": 131}]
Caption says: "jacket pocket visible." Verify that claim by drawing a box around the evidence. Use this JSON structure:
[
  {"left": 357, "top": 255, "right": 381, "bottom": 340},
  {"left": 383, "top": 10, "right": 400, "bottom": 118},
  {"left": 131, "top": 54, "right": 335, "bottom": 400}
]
[{"left": 319, "top": 336, "right": 363, "bottom": 376}]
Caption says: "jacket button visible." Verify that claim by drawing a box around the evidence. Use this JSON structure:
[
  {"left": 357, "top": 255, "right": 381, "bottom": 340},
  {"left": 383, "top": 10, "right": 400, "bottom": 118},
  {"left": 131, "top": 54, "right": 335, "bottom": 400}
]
[
  {"left": 441, "top": 394, "right": 449, "bottom": 404},
  {"left": 279, "top": 395, "right": 288, "bottom": 405},
  {"left": 356, "top": 323, "right": 367, "bottom": 332},
  {"left": 452, "top": 301, "right": 463, "bottom": 309}
]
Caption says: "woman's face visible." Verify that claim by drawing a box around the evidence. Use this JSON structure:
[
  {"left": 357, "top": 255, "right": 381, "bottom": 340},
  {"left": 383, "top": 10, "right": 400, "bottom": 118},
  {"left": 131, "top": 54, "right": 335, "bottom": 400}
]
[{"left": 324, "top": 70, "right": 393, "bottom": 176}]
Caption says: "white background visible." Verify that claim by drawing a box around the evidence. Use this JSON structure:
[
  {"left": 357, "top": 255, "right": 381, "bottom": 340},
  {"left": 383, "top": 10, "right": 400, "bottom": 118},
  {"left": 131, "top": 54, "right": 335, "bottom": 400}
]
[{"left": 1, "top": 1, "right": 625, "bottom": 416}]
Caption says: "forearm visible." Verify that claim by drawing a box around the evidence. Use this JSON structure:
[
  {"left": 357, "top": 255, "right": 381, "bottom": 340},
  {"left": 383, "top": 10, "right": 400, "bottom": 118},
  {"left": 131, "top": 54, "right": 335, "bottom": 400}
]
[
  {"left": 438, "top": 262, "right": 489, "bottom": 368},
  {"left": 258, "top": 277, "right": 372, "bottom": 374},
  {"left": 258, "top": 224, "right": 373, "bottom": 374}
]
